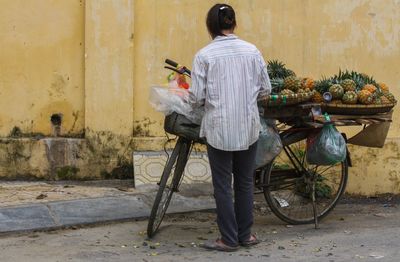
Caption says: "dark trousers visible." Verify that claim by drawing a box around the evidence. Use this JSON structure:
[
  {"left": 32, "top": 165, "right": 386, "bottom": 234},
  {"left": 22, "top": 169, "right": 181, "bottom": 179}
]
[{"left": 206, "top": 141, "right": 258, "bottom": 247}]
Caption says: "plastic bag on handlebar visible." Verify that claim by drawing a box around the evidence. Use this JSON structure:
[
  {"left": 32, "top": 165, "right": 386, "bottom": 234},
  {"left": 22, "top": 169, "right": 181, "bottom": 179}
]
[
  {"left": 149, "top": 86, "right": 204, "bottom": 125},
  {"left": 255, "top": 118, "right": 283, "bottom": 168},
  {"left": 306, "top": 124, "right": 346, "bottom": 166}
]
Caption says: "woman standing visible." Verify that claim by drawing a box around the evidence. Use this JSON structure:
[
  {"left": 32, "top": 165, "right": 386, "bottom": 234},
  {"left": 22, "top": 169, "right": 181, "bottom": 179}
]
[{"left": 189, "top": 3, "right": 272, "bottom": 252}]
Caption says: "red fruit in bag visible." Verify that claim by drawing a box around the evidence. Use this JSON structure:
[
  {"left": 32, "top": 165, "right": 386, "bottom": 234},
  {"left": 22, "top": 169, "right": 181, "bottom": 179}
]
[
  {"left": 177, "top": 74, "right": 189, "bottom": 89},
  {"left": 180, "top": 82, "right": 189, "bottom": 89}
]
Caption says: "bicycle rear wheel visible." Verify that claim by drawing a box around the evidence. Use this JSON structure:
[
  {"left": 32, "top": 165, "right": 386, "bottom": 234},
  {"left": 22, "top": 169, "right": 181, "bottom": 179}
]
[
  {"left": 263, "top": 137, "right": 348, "bottom": 225},
  {"left": 147, "top": 137, "right": 191, "bottom": 238}
]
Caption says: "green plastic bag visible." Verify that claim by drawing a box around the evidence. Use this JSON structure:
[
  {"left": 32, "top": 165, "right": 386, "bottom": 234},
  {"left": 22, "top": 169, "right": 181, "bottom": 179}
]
[{"left": 306, "top": 124, "right": 346, "bottom": 166}]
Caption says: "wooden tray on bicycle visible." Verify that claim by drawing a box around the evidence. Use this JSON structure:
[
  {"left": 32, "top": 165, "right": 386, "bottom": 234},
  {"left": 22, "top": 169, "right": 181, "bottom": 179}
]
[
  {"left": 312, "top": 111, "right": 393, "bottom": 148},
  {"left": 322, "top": 102, "right": 396, "bottom": 115},
  {"left": 259, "top": 92, "right": 314, "bottom": 108},
  {"left": 263, "top": 103, "right": 320, "bottom": 124}
]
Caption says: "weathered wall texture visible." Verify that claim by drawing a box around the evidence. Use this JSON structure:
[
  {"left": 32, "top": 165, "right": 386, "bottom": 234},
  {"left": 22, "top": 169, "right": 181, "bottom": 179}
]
[
  {"left": 0, "top": 0, "right": 85, "bottom": 137},
  {"left": 0, "top": 0, "right": 399, "bottom": 195},
  {"left": 0, "top": 0, "right": 135, "bottom": 181}
]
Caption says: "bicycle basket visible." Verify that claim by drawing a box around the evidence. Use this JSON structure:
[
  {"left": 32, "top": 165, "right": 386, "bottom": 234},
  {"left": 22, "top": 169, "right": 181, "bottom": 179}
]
[{"left": 164, "top": 112, "right": 204, "bottom": 142}]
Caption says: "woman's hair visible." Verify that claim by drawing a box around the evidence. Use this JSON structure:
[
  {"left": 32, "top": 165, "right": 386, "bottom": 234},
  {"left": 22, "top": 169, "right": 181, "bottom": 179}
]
[{"left": 206, "top": 4, "right": 236, "bottom": 39}]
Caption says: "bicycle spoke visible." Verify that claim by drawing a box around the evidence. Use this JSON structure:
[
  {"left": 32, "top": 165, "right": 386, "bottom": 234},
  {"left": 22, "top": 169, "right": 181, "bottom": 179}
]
[{"left": 316, "top": 165, "right": 336, "bottom": 176}]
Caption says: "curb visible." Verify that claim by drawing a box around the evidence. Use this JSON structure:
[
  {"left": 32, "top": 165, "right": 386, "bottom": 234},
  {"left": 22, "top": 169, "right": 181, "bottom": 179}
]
[{"left": 0, "top": 192, "right": 215, "bottom": 235}]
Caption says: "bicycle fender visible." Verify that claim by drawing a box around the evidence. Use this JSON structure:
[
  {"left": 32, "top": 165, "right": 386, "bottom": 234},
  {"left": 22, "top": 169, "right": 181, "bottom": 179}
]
[
  {"left": 280, "top": 130, "right": 309, "bottom": 146},
  {"left": 346, "top": 147, "right": 352, "bottom": 167},
  {"left": 341, "top": 133, "right": 352, "bottom": 167}
]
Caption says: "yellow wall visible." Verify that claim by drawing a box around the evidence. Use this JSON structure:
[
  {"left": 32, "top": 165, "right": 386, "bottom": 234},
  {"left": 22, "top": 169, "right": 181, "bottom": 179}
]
[
  {"left": 133, "top": 0, "right": 400, "bottom": 195},
  {"left": 0, "top": 0, "right": 400, "bottom": 194},
  {"left": 134, "top": 0, "right": 400, "bottom": 137},
  {"left": 85, "top": 0, "right": 134, "bottom": 136},
  {"left": 0, "top": 0, "right": 85, "bottom": 136}
]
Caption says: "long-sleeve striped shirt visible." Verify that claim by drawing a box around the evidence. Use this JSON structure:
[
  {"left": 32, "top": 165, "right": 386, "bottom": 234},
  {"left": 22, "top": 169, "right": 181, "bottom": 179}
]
[{"left": 189, "top": 34, "right": 271, "bottom": 151}]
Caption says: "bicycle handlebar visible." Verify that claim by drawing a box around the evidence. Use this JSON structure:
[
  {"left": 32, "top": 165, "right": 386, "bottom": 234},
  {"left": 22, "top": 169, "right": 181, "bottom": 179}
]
[
  {"left": 165, "top": 59, "right": 179, "bottom": 68},
  {"left": 165, "top": 58, "right": 191, "bottom": 76}
]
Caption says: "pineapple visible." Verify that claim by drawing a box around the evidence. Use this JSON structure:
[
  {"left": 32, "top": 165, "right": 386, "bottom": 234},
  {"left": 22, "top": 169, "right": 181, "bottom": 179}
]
[
  {"left": 267, "top": 60, "right": 296, "bottom": 79},
  {"left": 284, "top": 76, "right": 301, "bottom": 92},
  {"left": 329, "top": 84, "right": 344, "bottom": 99},
  {"left": 380, "top": 96, "right": 391, "bottom": 104},
  {"left": 297, "top": 88, "right": 311, "bottom": 94},
  {"left": 383, "top": 91, "right": 397, "bottom": 103},
  {"left": 311, "top": 91, "right": 324, "bottom": 103},
  {"left": 331, "top": 70, "right": 378, "bottom": 91},
  {"left": 341, "top": 79, "right": 356, "bottom": 92},
  {"left": 301, "top": 77, "right": 315, "bottom": 90},
  {"left": 314, "top": 77, "right": 332, "bottom": 94},
  {"left": 342, "top": 91, "right": 358, "bottom": 104},
  {"left": 280, "top": 89, "right": 295, "bottom": 96},
  {"left": 358, "top": 90, "right": 374, "bottom": 105},
  {"left": 270, "top": 78, "right": 284, "bottom": 94},
  {"left": 378, "top": 83, "right": 389, "bottom": 92},
  {"left": 374, "top": 97, "right": 382, "bottom": 105},
  {"left": 362, "top": 84, "right": 377, "bottom": 94}
]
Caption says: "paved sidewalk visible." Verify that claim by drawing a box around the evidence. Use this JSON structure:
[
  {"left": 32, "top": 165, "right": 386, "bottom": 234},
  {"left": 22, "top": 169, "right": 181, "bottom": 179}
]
[{"left": 0, "top": 181, "right": 215, "bottom": 234}]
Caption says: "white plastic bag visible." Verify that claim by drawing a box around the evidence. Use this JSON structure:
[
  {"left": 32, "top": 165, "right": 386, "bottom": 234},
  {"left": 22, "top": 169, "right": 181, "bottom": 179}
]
[
  {"left": 149, "top": 86, "right": 204, "bottom": 124},
  {"left": 255, "top": 118, "right": 283, "bottom": 168}
]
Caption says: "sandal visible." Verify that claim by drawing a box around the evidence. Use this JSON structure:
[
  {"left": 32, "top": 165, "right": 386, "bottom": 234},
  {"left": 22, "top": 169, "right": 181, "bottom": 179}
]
[
  {"left": 240, "top": 234, "right": 260, "bottom": 247},
  {"left": 200, "top": 239, "right": 239, "bottom": 252}
]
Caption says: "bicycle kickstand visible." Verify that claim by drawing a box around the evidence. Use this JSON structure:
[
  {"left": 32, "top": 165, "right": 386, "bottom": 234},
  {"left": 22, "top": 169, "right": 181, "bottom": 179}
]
[{"left": 311, "top": 181, "right": 319, "bottom": 229}]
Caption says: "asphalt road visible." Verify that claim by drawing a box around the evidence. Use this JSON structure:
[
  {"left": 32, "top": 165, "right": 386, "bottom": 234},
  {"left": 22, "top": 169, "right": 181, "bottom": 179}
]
[{"left": 0, "top": 198, "right": 399, "bottom": 262}]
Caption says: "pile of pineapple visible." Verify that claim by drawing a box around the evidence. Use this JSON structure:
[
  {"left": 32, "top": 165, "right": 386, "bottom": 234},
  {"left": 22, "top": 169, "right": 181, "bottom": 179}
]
[
  {"left": 312, "top": 70, "right": 397, "bottom": 106},
  {"left": 267, "top": 60, "right": 397, "bottom": 106},
  {"left": 267, "top": 60, "right": 315, "bottom": 96}
]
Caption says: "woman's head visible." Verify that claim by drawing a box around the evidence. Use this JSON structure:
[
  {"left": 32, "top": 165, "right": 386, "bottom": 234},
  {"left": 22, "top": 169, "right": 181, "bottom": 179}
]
[{"left": 206, "top": 4, "right": 236, "bottom": 39}]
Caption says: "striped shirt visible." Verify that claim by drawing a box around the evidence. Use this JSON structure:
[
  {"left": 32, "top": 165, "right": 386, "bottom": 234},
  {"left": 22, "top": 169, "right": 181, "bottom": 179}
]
[{"left": 189, "top": 34, "right": 271, "bottom": 151}]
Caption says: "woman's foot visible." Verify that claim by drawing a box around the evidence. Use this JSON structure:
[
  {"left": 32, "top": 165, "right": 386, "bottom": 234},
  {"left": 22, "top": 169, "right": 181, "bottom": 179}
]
[
  {"left": 240, "top": 234, "right": 260, "bottom": 247},
  {"left": 200, "top": 238, "right": 239, "bottom": 252}
]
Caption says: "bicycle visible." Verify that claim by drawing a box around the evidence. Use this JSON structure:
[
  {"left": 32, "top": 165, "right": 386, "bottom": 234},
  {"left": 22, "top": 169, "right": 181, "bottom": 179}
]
[{"left": 147, "top": 59, "right": 350, "bottom": 238}]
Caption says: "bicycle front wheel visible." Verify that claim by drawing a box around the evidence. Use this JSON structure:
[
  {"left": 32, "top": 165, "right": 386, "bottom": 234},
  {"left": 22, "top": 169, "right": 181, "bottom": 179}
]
[
  {"left": 147, "top": 137, "right": 191, "bottom": 238},
  {"left": 263, "top": 137, "right": 348, "bottom": 225}
]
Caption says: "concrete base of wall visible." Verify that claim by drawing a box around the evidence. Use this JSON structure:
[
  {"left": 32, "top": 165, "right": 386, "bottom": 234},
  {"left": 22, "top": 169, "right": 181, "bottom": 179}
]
[
  {"left": 1, "top": 135, "right": 400, "bottom": 196},
  {"left": 0, "top": 133, "right": 134, "bottom": 181},
  {"left": 131, "top": 138, "right": 400, "bottom": 197}
]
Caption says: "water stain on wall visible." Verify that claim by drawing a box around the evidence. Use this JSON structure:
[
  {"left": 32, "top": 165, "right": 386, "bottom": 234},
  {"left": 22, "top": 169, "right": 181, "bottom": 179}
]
[
  {"left": 35, "top": 101, "right": 83, "bottom": 136},
  {"left": 133, "top": 117, "right": 157, "bottom": 137},
  {"left": 49, "top": 72, "right": 68, "bottom": 98}
]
